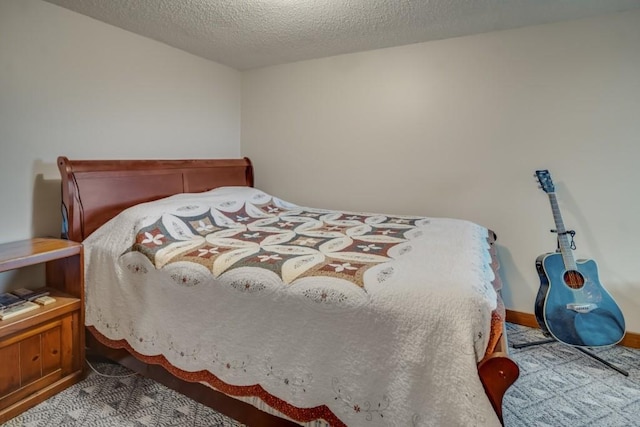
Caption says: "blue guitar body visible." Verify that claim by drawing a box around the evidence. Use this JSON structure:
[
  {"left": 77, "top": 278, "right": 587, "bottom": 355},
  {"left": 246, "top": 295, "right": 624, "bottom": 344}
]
[{"left": 537, "top": 252, "right": 625, "bottom": 347}]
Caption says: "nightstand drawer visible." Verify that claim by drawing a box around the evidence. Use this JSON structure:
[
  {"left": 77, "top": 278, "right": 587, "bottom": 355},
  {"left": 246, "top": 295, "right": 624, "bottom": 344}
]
[{"left": 0, "top": 315, "right": 74, "bottom": 411}]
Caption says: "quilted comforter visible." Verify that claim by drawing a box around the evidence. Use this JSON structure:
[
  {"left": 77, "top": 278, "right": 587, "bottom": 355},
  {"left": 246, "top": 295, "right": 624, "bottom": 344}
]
[{"left": 83, "top": 186, "right": 501, "bottom": 426}]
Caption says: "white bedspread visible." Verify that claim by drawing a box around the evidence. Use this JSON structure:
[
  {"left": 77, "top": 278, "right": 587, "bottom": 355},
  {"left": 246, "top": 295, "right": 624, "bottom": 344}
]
[{"left": 83, "top": 186, "right": 500, "bottom": 426}]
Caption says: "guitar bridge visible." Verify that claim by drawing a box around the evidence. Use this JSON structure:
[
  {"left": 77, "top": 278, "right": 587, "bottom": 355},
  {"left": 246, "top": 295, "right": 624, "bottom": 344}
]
[{"left": 566, "top": 303, "right": 597, "bottom": 314}]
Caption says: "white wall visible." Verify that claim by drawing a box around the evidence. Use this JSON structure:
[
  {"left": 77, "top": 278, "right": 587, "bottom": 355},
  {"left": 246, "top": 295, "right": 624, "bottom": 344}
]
[
  {"left": 0, "top": 0, "right": 241, "bottom": 287},
  {"left": 242, "top": 11, "right": 640, "bottom": 333}
]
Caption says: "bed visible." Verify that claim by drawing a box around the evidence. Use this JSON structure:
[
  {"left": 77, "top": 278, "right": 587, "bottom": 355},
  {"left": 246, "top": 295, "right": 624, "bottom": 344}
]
[{"left": 57, "top": 156, "right": 518, "bottom": 426}]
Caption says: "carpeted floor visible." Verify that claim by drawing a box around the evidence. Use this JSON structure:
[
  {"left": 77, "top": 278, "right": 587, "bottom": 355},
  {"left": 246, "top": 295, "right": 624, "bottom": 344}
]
[
  {"left": 4, "top": 324, "right": 640, "bottom": 426},
  {"left": 504, "top": 323, "right": 640, "bottom": 427},
  {"left": 3, "top": 361, "right": 242, "bottom": 427}
]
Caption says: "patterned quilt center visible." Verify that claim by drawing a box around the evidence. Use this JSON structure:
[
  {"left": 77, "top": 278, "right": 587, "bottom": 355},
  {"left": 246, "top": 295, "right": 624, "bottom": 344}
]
[{"left": 125, "top": 197, "right": 429, "bottom": 289}]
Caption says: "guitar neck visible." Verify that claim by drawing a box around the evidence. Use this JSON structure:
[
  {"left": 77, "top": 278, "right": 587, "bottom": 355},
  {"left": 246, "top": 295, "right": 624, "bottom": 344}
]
[{"left": 547, "top": 192, "right": 577, "bottom": 270}]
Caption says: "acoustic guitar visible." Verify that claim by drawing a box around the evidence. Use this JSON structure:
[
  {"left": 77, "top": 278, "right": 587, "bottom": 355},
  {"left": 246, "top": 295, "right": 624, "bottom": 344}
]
[{"left": 533, "top": 170, "right": 625, "bottom": 347}]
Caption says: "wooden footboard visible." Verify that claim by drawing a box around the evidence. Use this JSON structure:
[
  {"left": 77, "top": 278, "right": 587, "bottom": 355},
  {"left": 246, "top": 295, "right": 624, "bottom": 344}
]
[
  {"left": 478, "top": 329, "right": 519, "bottom": 424},
  {"left": 480, "top": 230, "right": 519, "bottom": 424}
]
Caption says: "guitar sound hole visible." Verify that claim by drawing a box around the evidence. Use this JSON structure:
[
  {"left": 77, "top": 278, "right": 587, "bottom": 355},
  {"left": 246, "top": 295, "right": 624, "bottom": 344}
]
[{"left": 563, "top": 270, "right": 584, "bottom": 289}]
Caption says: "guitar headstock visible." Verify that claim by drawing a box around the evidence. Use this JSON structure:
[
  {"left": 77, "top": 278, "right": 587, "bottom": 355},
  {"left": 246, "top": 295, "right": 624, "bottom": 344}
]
[{"left": 535, "top": 169, "right": 555, "bottom": 193}]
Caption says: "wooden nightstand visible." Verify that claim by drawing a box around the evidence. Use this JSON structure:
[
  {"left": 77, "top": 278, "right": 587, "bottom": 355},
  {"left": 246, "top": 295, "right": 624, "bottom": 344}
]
[{"left": 0, "top": 238, "right": 85, "bottom": 423}]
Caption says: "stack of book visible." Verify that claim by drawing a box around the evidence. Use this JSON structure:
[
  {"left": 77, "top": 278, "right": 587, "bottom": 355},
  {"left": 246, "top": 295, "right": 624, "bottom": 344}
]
[{"left": 0, "top": 287, "right": 55, "bottom": 320}]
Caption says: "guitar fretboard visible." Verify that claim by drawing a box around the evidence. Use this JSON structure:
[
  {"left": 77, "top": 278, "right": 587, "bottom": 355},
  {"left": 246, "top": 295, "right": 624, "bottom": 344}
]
[{"left": 547, "top": 192, "right": 577, "bottom": 271}]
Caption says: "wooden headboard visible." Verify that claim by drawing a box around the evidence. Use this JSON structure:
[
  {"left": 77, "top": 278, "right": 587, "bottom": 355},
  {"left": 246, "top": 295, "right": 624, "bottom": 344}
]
[{"left": 57, "top": 157, "right": 254, "bottom": 242}]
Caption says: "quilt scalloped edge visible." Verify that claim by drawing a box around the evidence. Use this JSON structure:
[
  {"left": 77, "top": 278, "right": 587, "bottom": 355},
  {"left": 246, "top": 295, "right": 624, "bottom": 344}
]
[{"left": 87, "top": 325, "right": 346, "bottom": 426}]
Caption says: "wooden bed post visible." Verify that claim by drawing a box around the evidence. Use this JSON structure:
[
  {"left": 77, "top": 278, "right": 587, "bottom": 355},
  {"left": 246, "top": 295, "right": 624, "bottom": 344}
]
[{"left": 57, "top": 156, "right": 81, "bottom": 241}]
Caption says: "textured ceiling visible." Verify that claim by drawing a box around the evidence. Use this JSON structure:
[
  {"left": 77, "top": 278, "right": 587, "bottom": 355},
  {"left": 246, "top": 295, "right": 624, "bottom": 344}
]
[{"left": 44, "top": 0, "right": 640, "bottom": 70}]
